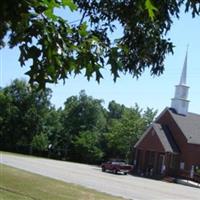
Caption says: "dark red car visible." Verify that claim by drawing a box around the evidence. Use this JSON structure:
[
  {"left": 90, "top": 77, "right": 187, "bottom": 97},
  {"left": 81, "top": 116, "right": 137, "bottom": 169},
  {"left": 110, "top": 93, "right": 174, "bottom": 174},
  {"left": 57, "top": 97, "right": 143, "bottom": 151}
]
[{"left": 101, "top": 159, "right": 133, "bottom": 175}]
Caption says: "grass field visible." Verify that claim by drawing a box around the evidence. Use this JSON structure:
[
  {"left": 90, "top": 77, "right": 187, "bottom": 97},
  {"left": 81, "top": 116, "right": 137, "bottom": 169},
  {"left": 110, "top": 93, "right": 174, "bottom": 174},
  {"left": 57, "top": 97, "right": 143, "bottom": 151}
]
[{"left": 0, "top": 164, "right": 124, "bottom": 200}]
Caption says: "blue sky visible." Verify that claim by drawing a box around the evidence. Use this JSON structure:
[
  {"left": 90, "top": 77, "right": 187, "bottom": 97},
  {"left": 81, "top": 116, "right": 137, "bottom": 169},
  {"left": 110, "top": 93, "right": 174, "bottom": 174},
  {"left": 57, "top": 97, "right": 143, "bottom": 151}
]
[{"left": 1, "top": 9, "right": 200, "bottom": 114}]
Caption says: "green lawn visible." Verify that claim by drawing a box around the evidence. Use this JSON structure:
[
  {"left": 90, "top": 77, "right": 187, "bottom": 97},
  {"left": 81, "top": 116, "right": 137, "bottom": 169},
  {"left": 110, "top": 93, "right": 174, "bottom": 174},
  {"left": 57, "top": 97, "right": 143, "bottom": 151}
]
[{"left": 0, "top": 164, "right": 124, "bottom": 200}]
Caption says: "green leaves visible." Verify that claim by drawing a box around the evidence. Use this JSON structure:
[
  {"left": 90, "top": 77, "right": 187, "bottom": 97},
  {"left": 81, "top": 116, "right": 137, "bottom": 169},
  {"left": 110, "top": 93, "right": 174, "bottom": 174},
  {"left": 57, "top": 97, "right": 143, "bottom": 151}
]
[
  {"left": 62, "top": 0, "right": 77, "bottom": 11},
  {"left": 108, "top": 47, "right": 122, "bottom": 82},
  {"left": 1, "top": 81, "right": 157, "bottom": 163},
  {"left": 31, "top": 133, "right": 49, "bottom": 151},
  {"left": 145, "top": 0, "right": 158, "bottom": 21},
  {"left": 73, "top": 131, "right": 104, "bottom": 164},
  {"left": 0, "top": 79, "right": 53, "bottom": 153},
  {"left": 106, "top": 105, "right": 157, "bottom": 160},
  {"left": 79, "top": 22, "right": 88, "bottom": 37},
  {"left": 43, "top": 0, "right": 77, "bottom": 20},
  {"left": 44, "top": 0, "right": 59, "bottom": 20},
  {"left": 2, "top": 0, "right": 199, "bottom": 89}
]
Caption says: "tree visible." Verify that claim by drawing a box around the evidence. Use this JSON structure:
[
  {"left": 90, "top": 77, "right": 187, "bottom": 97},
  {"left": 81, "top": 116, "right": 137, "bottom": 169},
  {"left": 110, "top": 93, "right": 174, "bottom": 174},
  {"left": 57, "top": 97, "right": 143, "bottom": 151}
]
[
  {"left": 0, "top": 89, "right": 14, "bottom": 150},
  {"left": 1, "top": 0, "right": 199, "bottom": 88},
  {"left": 105, "top": 105, "right": 157, "bottom": 161},
  {"left": 0, "top": 79, "right": 52, "bottom": 153},
  {"left": 62, "top": 90, "right": 106, "bottom": 135},
  {"left": 43, "top": 107, "right": 63, "bottom": 158},
  {"left": 60, "top": 90, "right": 107, "bottom": 160},
  {"left": 1, "top": 80, "right": 158, "bottom": 164},
  {"left": 108, "top": 100, "right": 125, "bottom": 119},
  {"left": 143, "top": 107, "right": 158, "bottom": 127},
  {"left": 31, "top": 133, "right": 49, "bottom": 152},
  {"left": 73, "top": 131, "right": 104, "bottom": 164}
]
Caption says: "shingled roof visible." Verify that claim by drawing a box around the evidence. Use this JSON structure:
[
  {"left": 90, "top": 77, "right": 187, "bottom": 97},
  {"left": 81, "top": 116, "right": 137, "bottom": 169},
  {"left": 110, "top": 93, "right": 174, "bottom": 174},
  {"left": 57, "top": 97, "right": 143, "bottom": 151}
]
[
  {"left": 152, "top": 123, "right": 180, "bottom": 153},
  {"left": 168, "top": 108, "right": 200, "bottom": 145},
  {"left": 134, "top": 122, "right": 180, "bottom": 153}
]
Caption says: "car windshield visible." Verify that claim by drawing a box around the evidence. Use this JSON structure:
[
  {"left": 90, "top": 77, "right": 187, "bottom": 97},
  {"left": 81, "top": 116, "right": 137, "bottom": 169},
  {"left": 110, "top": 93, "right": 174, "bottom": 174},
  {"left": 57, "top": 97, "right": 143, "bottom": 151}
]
[{"left": 112, "top": 161, "right": 126, "bottom": 165}]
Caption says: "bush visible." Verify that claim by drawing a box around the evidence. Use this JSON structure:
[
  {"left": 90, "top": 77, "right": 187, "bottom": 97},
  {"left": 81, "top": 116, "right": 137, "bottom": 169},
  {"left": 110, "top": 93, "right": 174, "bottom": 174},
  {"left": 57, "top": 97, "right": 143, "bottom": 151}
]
[{"left": 31, "top": 133, "right": 48, "bottom": 152}]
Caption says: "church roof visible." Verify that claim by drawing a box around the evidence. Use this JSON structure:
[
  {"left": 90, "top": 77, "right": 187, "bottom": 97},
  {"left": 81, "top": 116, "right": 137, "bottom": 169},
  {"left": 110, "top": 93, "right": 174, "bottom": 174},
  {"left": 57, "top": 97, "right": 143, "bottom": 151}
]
[
  {"left": 134, "top": 121, "right": 180, "bottom": 153},
  {"left": 152, "top": 123, "right": 180, "bottom": 153},
  {"left": 168, "top": 108, "right": 200, "bottom": 145}
]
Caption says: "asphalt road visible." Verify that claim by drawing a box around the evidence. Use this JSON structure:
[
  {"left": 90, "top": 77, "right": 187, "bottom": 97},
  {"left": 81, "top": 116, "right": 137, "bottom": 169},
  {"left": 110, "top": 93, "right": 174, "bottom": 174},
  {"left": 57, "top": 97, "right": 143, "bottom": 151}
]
[{"left": 1, "top": 152, "right": 200, "bottom": 200}]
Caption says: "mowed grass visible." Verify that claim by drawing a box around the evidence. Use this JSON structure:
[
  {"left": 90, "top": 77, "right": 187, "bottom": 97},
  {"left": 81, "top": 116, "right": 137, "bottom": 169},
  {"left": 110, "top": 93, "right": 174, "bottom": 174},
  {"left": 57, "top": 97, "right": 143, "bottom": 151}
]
[{"left": 0, "top": 164, "right": 124, "bottom": 200}]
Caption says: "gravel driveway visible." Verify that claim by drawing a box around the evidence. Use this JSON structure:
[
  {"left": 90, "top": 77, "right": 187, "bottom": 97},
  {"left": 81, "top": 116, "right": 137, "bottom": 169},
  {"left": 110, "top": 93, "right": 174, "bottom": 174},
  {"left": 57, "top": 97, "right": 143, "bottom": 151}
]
[{"left": 1, "top": 152, "right": 200, "bottom": 200}]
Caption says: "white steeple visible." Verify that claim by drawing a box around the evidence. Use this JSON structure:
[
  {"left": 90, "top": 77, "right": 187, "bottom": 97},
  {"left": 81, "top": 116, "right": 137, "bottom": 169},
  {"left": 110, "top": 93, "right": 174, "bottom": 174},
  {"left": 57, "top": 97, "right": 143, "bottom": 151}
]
[
  {"left": 171, "top": 50, "right": 190, "bottom": 115},
  {"left": 179, "top": 50, "right": 187, "bottom": 85}
]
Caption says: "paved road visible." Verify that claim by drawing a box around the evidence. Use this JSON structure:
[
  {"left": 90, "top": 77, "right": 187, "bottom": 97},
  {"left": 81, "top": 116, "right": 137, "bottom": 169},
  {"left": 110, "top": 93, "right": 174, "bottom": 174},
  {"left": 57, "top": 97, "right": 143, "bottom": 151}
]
[{"left": 1, "top": 152, "right": 200, "bottom": 200}]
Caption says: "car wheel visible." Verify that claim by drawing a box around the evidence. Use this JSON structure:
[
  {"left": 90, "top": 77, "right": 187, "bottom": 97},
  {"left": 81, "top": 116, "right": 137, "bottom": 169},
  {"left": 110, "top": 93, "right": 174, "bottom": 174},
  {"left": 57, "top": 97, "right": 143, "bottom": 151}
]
[
  {"left": 124, "top": 172, "right": 127, "bottom": 175},
  {"left": 102, "top": 167, "right": 105, "bottom": 172},
  {"left": 114, "top": 169, "right": 118, "bottom": 174}
]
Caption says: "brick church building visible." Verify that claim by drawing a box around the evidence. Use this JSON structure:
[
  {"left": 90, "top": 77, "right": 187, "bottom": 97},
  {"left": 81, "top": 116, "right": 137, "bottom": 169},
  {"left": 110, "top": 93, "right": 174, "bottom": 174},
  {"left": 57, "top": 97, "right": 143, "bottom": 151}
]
[{"left": 134, "top": 51, "right": 200, "bottom": 181}]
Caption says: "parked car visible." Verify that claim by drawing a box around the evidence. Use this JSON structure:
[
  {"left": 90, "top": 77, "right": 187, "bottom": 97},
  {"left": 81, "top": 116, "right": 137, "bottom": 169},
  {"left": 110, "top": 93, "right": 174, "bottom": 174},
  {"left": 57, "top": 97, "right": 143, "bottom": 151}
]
[{"left": 101, "top": 159, "right": 133, "bottom": 175}]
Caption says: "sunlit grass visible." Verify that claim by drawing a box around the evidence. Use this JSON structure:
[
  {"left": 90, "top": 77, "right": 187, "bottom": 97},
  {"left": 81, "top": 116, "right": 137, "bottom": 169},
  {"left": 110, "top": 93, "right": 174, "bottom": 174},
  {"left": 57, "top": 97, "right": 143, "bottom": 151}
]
[{"left": 0, "top": 164, "right": 124, "bottom": 200}]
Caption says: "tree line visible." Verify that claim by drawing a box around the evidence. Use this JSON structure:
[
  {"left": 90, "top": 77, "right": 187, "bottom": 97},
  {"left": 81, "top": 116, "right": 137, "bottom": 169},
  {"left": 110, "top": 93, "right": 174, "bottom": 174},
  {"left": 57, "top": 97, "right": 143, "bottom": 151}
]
[{"left": 0, "top": 79, "right": 157, "bottom": 164}]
